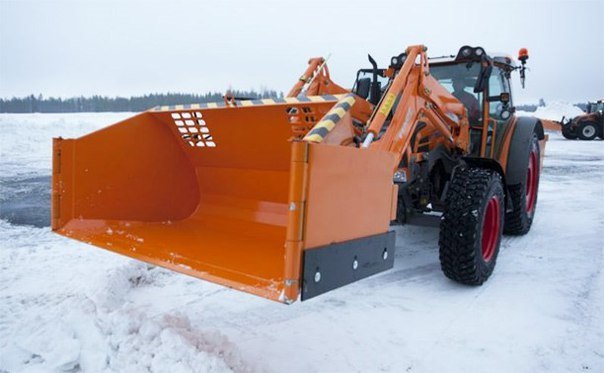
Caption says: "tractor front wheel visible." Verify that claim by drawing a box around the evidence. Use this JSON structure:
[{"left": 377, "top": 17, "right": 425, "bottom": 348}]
[
  {"left": 561, "top": 128, "right": 577, "bottom": 140},
  {"left": 439, "top": 167, "right": 505, "bottom": 285}
]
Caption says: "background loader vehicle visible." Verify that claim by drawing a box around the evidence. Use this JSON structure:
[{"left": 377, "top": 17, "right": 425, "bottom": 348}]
[
  {"left": 559, "top": 99, "right": 604, "bottom": 140},
  {"left": 52, "top": 45, "right": 546, "bottom": 304}
]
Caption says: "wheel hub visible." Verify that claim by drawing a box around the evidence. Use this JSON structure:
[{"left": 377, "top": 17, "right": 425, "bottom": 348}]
[
  {"left": 526, "top": 149, "right": 538, "bottom": 214},
  {"left": 481, "top": 195, "right": 501, "bottom": 262},
  {"left": 582, "top": 125, "right": 596, "bottom": 138}
]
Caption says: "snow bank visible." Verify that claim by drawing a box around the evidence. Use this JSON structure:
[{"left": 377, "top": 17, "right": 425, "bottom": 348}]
[{"left": 517, "top": 101, "right": 585, "bottom": 121}]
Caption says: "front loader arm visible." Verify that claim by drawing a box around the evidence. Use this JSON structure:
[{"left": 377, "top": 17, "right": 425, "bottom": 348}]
[
  {"left": 287, "top": 57, "right": 349, "bottom": 97},
  {"left": 364, "top": 45, "right": 470, "bottom": 166},
  {"left": 288, "top": 56, "right": 374, "bottom": 124},
  {"left": 287, "top": 57, "right": 323, "bottom": 97}
]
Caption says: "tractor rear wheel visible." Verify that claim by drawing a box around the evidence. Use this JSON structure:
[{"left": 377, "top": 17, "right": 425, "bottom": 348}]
[
  {"left": 439, "top": 167, "right": 505, "bottom": 285},
  {"left": 577, "top": 122, "right": 598, "bottom": 140},
  {"left": 504, "top": 133, "right": 540, "bottom": 235}
]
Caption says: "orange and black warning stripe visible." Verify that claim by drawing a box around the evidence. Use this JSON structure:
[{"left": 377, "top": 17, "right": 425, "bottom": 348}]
[
  {"left": 150, "top": 94, "right": 346, "bottom": 112},
  {"left": 303, "top": 94, "right": 356, "bottom": 143}
]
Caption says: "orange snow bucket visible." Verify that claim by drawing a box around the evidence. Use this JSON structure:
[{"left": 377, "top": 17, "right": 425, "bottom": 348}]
[{"left": 52, "top": 97, "right": 398, "bottom": 303}]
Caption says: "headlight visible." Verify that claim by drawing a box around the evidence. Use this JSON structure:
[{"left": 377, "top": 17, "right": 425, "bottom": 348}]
[
  {"left": 474, "top": 47, "right": 485, "bottom": 57},
  {"left": 461, "top": 47, "right": 472, "bottom": 57},
  {"left": 393, "top": 170, "right": 407, "bottom": 183}
]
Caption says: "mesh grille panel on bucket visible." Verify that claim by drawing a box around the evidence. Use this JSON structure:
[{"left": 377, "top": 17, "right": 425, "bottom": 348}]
[{"left": 171, "top": 111, "right": 216, "bottom": 147}]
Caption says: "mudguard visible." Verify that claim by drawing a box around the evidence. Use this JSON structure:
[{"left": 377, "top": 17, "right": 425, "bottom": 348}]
[
  {"left": 461, "top": 157, "right": 507, "bottom": 195},
  {"left": 505, "top": 116, "right": 544, "bottom": 185}
]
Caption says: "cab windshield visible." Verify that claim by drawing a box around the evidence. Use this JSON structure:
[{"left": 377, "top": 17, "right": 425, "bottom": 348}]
[
  {"left": 589, "top": 102, "right": 604, "bottom": 113},
  {"left": 430, "top": 63, "right": 480, "bottom": 99},
  {"left": 430, "top": 63, "right": 483, "bottom": 123}
]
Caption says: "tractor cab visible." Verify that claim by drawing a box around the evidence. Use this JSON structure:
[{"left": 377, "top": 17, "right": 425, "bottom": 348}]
[
  {"left": 349, "top": 46, "right": 526, "bottom": 157},
  {"left": 428, "top": 46, "right": 531, "bottom": 158},
  {"left": 587, "top": 100, "right": 604, "bottom": 114},
  {"left": 353, "top": 45, "right": 524, "bottom": 125},
  {"left": 429, "top": 46, "right": 518, "bottom": 122},
  {"left": 428, "top": 46, "right": 519, "bottom": 155},
  {"left": 354, "top": 46, "right": 527, "bottom": 157}
]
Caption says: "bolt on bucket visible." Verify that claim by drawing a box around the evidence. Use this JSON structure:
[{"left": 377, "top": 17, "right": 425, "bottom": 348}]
[{"left": 52, "top": 96, "right": 398, "bottom": 303}]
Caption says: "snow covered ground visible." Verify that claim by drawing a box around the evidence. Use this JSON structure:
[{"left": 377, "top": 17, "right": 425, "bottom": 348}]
[{"left": 0, "top": 111, "right": 603, "bottom": 373}]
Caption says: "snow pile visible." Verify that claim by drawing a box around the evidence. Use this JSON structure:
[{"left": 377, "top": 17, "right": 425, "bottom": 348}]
[
  {"left": 0, "top": 226, "right": 249, "bottom": 372},
  {"left": 517, "top": 101, "right": 585, "bottom": 121},
  {"left": 0, "top": 296, "right": 242, "bottom": 372},
  {"left": 533, "top": 101, "right": 585, "bottom": 120}
]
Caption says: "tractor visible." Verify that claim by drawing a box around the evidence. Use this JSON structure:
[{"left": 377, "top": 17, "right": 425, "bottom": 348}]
[
  {"left": 560, "top": 99, "right": 604, "bottom": 140},
  {"left": 52, "top": 45, "right": 546, "bottom": 303}
]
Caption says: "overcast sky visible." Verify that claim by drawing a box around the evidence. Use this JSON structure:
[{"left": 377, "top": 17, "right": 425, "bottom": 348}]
[{"left": 0, "top": 0, "right": 602, "bottom": 104}]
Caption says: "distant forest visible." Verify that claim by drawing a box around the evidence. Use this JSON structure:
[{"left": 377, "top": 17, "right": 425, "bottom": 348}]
[
  {"left": 0, "top": 90, "right": 283, "bottom": 113},
  {"left": 0, "top": 92, "right": 588, "bottom": 113}
]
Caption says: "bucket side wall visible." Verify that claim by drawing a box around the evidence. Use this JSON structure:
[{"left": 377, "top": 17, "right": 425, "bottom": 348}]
[{"left": 52, "top": 112, "right": 199, "bottom": 226}]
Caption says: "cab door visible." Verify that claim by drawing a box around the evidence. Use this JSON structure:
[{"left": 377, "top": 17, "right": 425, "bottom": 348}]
[{"left": 485, "top": 66, "right": 513, "bottom": 158}]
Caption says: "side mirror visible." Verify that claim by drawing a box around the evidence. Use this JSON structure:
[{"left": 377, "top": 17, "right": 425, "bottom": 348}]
[
  {"left": 501, "top": 92, "right": 512, "bottom": 119},
  {"left": 355, "top": 78, "right": 371, "bottom": 100},
  {"left": 499, "top": 92, "right": 510, "bottom": 104}
]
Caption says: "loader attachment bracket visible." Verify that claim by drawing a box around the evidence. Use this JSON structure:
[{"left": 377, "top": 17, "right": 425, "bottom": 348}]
[{"left": 301, "top": 231, "right": 396, "bottom": 301}]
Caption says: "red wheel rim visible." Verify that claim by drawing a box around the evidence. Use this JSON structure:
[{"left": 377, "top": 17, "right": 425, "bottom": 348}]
[
  {"left": 526, "top": 149, "right": 538, "bottom": 214},
  {"left": 482, "top": 195, "right": 501, "bottom": 262}
]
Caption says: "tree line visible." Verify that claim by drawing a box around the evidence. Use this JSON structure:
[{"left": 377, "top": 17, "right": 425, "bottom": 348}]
[
  {"left": 1, "top": 92, "right": 588, "bottom": 114},
  {"left": 0, "top": 90, "right": 283, "bottom": 113}
]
